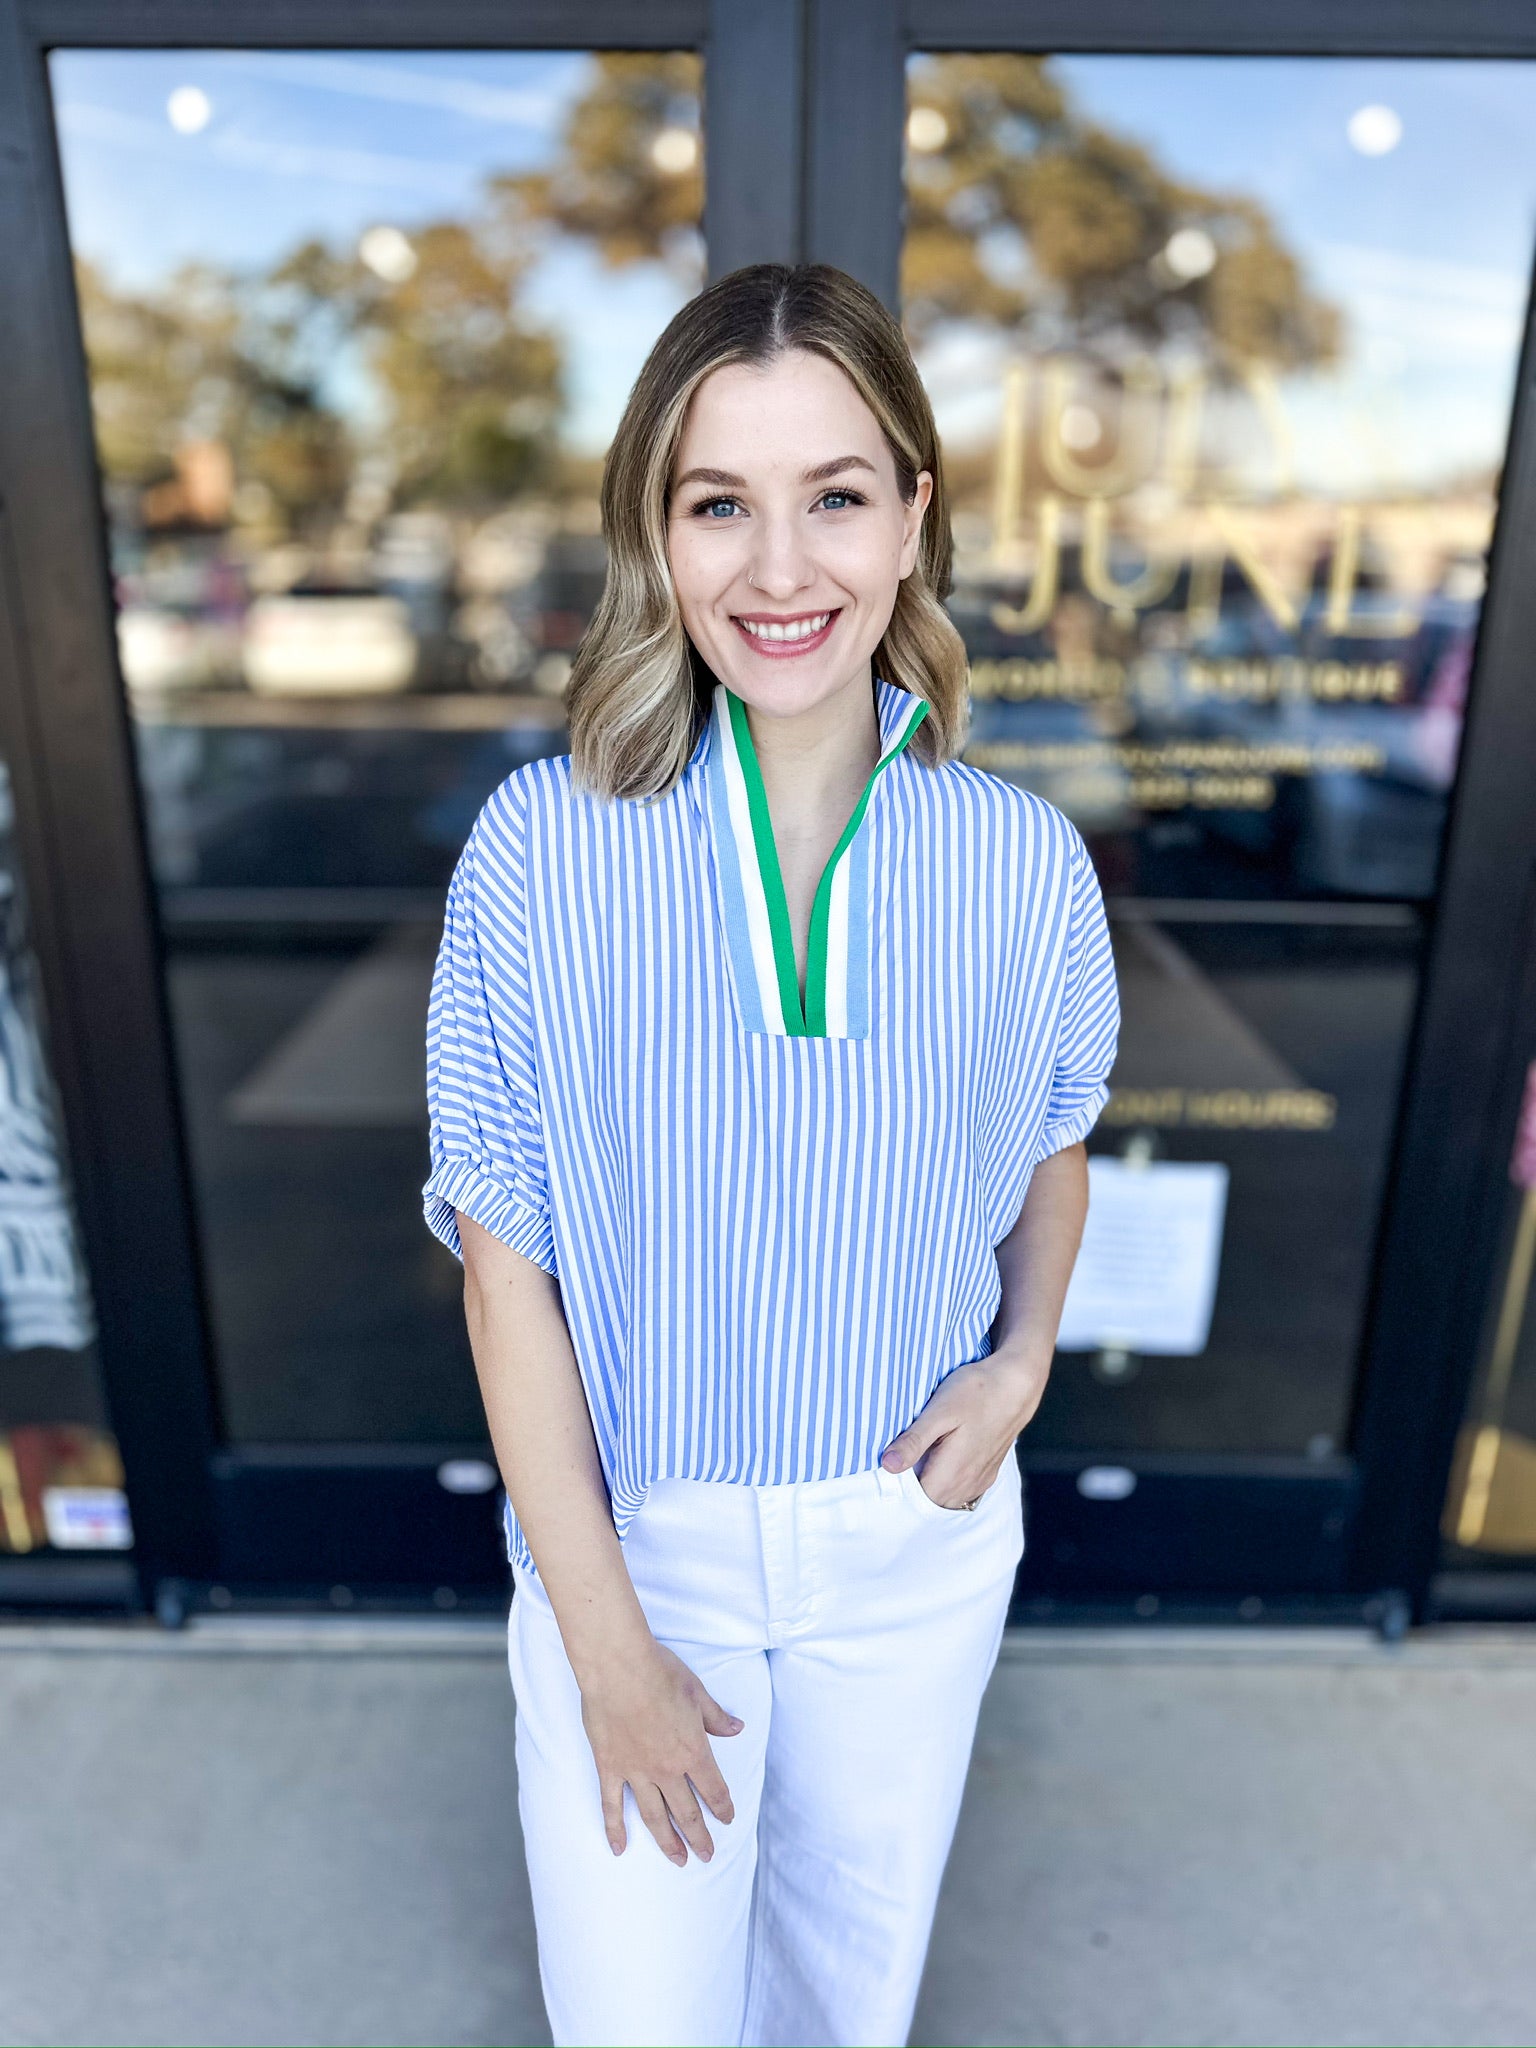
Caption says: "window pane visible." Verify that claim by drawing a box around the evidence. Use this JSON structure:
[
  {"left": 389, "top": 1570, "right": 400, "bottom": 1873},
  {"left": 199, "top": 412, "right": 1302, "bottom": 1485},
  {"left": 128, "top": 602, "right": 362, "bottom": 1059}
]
[
  {"left": 905, "top": 55, "right": 1536, "bottom": 1454},
  {"left": 50, "top": 48, "right": 702, "bottom": 1443}
]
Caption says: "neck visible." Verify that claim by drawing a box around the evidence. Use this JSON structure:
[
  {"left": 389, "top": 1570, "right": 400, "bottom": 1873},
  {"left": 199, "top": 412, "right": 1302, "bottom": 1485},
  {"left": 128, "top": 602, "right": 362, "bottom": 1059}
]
[{"left": 737, "top": 670, "right": 881, "bottom": 819}]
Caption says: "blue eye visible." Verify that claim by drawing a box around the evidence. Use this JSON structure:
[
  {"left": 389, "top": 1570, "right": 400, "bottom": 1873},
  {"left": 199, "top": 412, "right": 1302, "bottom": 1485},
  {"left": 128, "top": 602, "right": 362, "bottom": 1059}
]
[
  {"left": 694, "top": 497, "right": 740, "bottom": 519},
  {"left": 818, "top": 489, "right": 866, "bottom": 512}
]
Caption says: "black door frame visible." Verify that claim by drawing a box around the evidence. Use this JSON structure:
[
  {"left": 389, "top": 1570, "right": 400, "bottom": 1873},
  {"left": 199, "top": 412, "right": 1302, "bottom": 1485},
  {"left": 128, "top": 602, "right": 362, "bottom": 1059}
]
[{"left": 3, "top": 0, "right": 1536, "bottom": 1620}]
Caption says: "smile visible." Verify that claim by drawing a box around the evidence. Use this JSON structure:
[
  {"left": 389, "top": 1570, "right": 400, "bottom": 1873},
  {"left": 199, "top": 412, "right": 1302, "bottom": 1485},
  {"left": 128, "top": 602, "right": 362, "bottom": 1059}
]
[{"left": 732, "top": 609, "right": 840, "bottom": 656}]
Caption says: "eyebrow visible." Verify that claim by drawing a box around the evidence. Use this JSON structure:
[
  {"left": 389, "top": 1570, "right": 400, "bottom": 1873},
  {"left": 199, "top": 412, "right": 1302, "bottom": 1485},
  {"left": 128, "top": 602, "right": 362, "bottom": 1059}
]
[
  {"left": 672, "top": 455, "right": 879, "bottom": 491},
  {"left": 802, "top": 455, "right": 877, "bottom": 485},
  {"left": 673, "top": 466, "right": 747, "bottom": 490}
]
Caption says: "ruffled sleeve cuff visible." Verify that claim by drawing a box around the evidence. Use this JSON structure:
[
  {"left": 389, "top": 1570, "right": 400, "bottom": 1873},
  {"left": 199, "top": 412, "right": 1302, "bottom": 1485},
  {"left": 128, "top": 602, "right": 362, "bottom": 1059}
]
[
  {"left": 423, "top": 1155, "right": 558, "bottom": 1275},
  {"left": 1031, "top": 1080, "right": 1111, "bottom": 1168}
]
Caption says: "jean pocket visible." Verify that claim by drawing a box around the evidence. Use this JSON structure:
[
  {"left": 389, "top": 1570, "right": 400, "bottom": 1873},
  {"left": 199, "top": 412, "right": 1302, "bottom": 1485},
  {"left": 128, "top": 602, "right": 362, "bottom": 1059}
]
[{"left": 900, "top": 1461, "right": 976, "bottom": 1518}]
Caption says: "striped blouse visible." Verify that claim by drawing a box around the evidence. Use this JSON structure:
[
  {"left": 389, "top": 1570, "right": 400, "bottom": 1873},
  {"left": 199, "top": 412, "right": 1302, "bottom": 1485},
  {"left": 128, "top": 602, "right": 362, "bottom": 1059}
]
[{"left": 423, "top": 675, "right": 1120, "bottom": 1575}]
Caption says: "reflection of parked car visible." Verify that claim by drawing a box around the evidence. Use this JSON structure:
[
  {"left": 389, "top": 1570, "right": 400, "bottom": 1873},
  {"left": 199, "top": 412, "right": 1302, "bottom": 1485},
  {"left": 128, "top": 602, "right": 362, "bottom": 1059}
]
[
  {"left": 242, "top": 585, "right": 418, "bottom": 697},
  {"left": 134, "top": 722, "right": 561, "bottom": 898},
  {"left": 116, "top": 603, "right": 239, "bottom": 695}
]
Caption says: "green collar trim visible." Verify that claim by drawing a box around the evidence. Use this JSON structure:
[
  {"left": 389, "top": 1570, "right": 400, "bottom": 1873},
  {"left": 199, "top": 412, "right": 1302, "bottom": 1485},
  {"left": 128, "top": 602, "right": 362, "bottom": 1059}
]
[{"left": 718, "top": 682, "right": 929, "bottom": 1037}]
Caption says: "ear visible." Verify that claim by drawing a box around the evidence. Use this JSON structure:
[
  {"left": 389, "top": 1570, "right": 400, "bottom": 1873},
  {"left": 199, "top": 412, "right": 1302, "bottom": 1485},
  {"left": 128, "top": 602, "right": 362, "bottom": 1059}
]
[{"left": 898, "top": 471, "right": 934, "bottom": 580}]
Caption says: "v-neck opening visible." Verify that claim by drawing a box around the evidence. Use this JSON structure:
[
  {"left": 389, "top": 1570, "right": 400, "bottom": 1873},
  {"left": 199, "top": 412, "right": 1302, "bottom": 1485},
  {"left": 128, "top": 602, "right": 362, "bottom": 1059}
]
[{"left": 702, "top": 677, "right": 929, "bottom": 1040}]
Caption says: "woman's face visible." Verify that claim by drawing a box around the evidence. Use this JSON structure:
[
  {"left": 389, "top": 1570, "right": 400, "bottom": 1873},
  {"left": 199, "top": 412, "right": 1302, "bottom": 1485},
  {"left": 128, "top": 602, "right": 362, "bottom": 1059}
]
[{"left": 666, "top": 349, "right": 932, "bottom": 725}]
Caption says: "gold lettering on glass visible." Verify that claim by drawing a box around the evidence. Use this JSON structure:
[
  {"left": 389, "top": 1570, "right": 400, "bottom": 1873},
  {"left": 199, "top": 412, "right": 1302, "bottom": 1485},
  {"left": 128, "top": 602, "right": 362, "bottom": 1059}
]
[{"left": 981, "top": 352, "right": 1424, "bottom": 641}]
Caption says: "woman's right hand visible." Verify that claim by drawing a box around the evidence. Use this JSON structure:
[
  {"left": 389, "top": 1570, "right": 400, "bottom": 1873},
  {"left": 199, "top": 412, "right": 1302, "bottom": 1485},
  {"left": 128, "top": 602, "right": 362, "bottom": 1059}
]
[{"left": 579, "top": 1639, "right": 744, "bottom": 1865}]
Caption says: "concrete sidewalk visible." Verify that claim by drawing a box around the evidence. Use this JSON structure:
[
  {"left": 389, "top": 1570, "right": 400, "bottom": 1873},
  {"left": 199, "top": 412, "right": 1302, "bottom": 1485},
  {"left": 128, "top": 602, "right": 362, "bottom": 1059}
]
[{"left": 2, "top": 1620, "right": 1534, "bottom": 2047}]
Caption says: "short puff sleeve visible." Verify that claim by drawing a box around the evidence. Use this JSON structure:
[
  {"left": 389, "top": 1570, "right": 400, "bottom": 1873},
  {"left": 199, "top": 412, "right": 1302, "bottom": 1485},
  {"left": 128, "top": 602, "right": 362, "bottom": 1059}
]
[
  {"left": 1032, "top": 827, "right": 1120, "bottom": 1167},
  {"left": 422, "top": 785, "right": 557, "bottom": 1274}
]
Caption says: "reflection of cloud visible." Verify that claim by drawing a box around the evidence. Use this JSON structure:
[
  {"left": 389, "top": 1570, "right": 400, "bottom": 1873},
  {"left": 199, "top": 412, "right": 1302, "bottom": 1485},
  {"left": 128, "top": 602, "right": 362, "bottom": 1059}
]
[
  {"left": 1315, "top": 239, "right": 1525, "bottom": 362},
  {"left": 55, "top": 100, "right": 472, "bottom": 195},
  {"left": 208, "top": 127, "right": 474, "bottom": 193},
  {"left": 198, "top": 52, "right": 565, "bottom": 129},
  {"left": 1348, "top": 291, "right": 1520, "bottom": 361},
  {"left": 1315, "top": 241, "right": 1525, "bottom": 310}
]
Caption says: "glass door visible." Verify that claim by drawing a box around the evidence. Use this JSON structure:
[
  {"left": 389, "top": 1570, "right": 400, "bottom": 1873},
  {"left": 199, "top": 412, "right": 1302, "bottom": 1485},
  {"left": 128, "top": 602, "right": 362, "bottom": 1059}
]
[
  {"left": 882, "top": 43, "right": 1536, "bottom": 1607},
  {"left": 41, "top": 36, "right": 707, "bottom": 1596}
]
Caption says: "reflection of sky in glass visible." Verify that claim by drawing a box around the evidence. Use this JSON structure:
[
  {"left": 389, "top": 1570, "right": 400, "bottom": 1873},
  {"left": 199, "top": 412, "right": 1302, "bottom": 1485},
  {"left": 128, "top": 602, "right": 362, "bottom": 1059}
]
[
  {"left": 911, "top": 56, "right": 1536, "bottom": 495},
  {"left": 49, "top": 49, "right": 695, "bottom": 454}
]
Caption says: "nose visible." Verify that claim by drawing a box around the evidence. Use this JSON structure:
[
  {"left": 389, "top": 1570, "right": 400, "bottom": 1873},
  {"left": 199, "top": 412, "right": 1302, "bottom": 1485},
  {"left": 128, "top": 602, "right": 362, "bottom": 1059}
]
[{"left": 744, "top": 508, "right": 815, "bottom": 603}]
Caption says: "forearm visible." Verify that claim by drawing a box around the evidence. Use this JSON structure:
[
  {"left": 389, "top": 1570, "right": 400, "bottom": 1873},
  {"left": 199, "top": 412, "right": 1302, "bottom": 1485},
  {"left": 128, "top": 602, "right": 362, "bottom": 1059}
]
[
  {"left": 990, "top": 1141, "right": 1090, "bottom": 1367},
  {"left": 881, "top": 1141, "right": 1092, "bottom": 1492},
  {"left": 456, "top": 1210, "right": 653, "bottom": 1689}
]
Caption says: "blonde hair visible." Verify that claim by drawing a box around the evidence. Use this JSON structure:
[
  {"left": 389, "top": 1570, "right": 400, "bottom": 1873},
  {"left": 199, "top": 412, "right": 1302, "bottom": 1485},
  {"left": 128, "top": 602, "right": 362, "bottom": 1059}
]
[{"left": 566, "top": 263, "right": 969, "bottom": 801}]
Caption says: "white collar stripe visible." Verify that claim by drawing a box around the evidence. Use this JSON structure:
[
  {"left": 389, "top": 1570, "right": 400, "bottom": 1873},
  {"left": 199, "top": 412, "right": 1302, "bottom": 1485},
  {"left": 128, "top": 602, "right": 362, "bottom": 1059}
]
[
  {"left": 708, "top": 685, "right": 789, "bottom": 1035},
  {"left": 822, "top": 850, "right": 853, "bottom": 1038},
  {"left": 843, "top": 819, "right": 872, "bottom": 1039}
]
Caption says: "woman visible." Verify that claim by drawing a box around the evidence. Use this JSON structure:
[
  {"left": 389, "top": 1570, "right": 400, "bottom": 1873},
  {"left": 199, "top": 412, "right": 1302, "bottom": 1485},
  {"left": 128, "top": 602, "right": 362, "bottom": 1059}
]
[{"left": 423, "top": 263, "right": 1119, "bottom": 2048}]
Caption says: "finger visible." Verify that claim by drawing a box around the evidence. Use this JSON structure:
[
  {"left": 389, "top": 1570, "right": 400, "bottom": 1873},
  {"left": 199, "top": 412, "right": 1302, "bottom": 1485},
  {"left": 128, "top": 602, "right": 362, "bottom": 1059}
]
[
  {"left": 882, "top": 1421, "right": 953, "bottom": 1472},
  {"left": 880, "top": 1427, "right": 931, "bottom": 1471},
  {"left": 699, "top": 1690, "right": 745, "bottom": 1738},
  {"left": 634, "top": 1786, "right": 688, "bottom": 1867},
  {"left": 690, "top": 1752, "right": 736, "bottom": 1826},
  {"left": 600, "top": 1775, "right": 627, "bottom": 1856},
  {"left": 663, "top": 1777, "right": 715, "bottom": 1863}
]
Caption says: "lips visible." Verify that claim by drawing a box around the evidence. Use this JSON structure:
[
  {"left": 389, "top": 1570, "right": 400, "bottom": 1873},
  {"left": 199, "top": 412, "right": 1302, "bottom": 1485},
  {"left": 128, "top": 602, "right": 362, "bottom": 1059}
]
[{"left": 731, "top": 608, "right": 841, "bottom": 657}]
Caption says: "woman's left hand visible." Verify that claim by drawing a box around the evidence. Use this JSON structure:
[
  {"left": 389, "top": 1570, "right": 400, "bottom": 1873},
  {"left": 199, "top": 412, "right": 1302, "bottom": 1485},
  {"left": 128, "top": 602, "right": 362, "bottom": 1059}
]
[{"left": 879, "top": 1343, "right": 1052, "bottom": 1509}]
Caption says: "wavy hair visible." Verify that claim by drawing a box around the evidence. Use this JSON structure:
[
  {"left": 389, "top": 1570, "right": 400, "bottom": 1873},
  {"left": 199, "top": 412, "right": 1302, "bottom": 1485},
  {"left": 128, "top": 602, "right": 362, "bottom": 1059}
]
[{"left": 566, "top": 263, "right": 969, "bottom": 801}]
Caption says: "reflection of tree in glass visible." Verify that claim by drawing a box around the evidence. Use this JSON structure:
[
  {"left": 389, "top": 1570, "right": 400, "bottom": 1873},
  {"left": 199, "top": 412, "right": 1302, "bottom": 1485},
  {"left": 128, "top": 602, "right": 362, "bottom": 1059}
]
[
  {"left": 71, "top": 52, "right": 702, "bottom": 537},
  {"left": 492, "top": 52, "right": 703, "bottom": 279},
  {"left": 904, "top": 55, "right": 1340, "bottom": 376},
  {"left": 303, "top": 225, "right": 563, "bottom": 508},
  {"left": 77, "top": 219, "right": 562, "bottom": 532},
  {"left": 76, "top": 254, "right": 353, "bottom": 529}
]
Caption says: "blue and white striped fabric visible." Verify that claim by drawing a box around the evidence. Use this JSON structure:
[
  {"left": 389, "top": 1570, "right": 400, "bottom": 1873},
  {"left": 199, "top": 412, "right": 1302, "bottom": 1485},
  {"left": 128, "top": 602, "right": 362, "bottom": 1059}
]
[{"left": 423, "top": 675, "right": 1120, "bottom": 1575}]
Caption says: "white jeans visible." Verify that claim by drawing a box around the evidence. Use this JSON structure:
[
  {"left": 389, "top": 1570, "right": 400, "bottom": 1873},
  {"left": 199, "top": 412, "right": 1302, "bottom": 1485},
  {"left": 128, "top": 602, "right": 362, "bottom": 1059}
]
[{"left": 506, "top": 1449, "right": 1025, "bottom": 2048}]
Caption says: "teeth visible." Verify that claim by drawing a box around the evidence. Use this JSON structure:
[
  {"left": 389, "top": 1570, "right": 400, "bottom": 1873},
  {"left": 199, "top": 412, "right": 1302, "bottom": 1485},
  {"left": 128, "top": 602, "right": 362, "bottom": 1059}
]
[{"left": 740, "top": 612, "right": 832, "bottom": 643}]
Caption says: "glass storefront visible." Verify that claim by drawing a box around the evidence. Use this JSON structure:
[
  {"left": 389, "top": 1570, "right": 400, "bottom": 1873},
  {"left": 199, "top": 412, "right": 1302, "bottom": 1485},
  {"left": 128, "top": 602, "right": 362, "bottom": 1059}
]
[
  {"left": 903, "top": 55, "right": 1536, "bottom": 1461},
  {"left": 6, "top": 6, "right": 1536, "bottom": 1611},
  {"left": 50, "top": 49, "right": 702, "bottom": 1447}
]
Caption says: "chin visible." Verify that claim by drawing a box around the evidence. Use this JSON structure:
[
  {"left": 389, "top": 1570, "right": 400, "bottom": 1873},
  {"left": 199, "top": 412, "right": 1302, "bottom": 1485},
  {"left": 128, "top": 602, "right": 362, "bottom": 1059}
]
[{"left": 723, "top": 666, "right": 845, "bottom": 716}]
